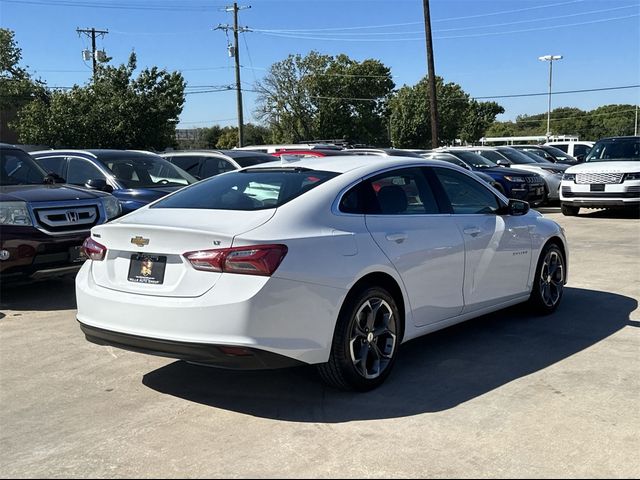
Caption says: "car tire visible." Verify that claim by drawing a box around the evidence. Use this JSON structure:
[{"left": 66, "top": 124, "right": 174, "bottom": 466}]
[
  {"left": 561, "top": 203, "right": 580, "bottom": 216},
  {"left": 317, "top": 286, "right": 401, "bottom": 391},
  {"left": 528, "top": 243, "right": 566, "bottom": 314}
]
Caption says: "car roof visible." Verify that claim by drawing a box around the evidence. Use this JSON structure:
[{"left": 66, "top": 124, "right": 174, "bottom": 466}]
[
  {"left": 30, "top": 149, "right": 162, "bottom": 159},
  {"left": 245, "top": 154, "right": 446, "bottom": 175},
  {"left": 271, "top": 149, "right": 354, "bottom": 156},
  {"left": 163, "top": 149, "right": 273, "bottom": 159}
]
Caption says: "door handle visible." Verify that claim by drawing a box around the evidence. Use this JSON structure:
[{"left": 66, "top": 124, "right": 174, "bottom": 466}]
[
  {"left": 385, "top": 233, "right": 408, "bottom": 244},
  {"left": 463, "top": 226, "right": 481, "bottom": 237}
]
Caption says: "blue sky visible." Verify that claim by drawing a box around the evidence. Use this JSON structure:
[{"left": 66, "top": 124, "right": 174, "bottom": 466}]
[{"left": 2, "top": 0, "right": 639, "bottom": 129}]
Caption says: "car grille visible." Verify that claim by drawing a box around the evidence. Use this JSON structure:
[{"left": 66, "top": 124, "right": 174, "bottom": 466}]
[
  {"left": 575, "top": 173, "right": 624, "bottom": 184},
  {"left": 524, "top": 176, "right": 543, "bottom": 184},
  {"left": 32, "top": 204, "right": 100, "bottom": 234}
]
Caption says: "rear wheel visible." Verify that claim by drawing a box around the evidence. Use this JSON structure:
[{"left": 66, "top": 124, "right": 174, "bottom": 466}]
[
  {"left": 561, "top": 203, "right": 580, "bottom": 216},
  {"left": 317, "top": 286, "right": 401, "bottom": 391},
  {"left": 528, "top": 243, "right": 565, "bottom": 314}
]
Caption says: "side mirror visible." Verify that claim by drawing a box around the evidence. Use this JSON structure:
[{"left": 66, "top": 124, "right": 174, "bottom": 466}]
[
  {"left": 508, "top": 199, "right": 530, "bottom": 216},
  {"left": 496, "top": 159, "right": 511, "bottom": 167},
  {"left": 85, "top": 178, "right": 113, "bottom": 193}
]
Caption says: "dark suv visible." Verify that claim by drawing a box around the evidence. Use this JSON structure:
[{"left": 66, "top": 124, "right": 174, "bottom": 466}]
[
  {"left": 0, "top": 144, "right": 120, "bottom": 281},
  {"left": 423, "top": 149, "right": 546, "bottom": 205},
  {"left": 31, "top": 150, "right": 196, "bottom": 214}
]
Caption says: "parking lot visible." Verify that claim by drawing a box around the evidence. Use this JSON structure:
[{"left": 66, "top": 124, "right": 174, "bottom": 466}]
[{"left": 1, "top": 208, "right": 638, "bottom": 478}]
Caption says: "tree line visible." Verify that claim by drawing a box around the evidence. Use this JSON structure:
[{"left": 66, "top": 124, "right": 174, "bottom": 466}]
[{"left": 1, "top": 28, "right": 635, "bottom": 149}]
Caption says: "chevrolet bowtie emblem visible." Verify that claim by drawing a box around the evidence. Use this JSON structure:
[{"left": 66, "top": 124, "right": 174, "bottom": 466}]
[{"left": 131, "top": 236, "right": 150, "bottom": 247}]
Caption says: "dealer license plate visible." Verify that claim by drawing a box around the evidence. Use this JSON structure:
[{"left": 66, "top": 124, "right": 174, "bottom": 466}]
[{"left": 127, "top": 254, "right": 167, "bottom": 284}]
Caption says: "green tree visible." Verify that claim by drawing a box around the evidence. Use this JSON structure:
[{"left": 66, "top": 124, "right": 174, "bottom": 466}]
[
  {"left": 389, "top": 76, "right": 502, "bottom": 148},
  {"left": 255, "top": 51, "right": 394, "bottom": 144},
  {"left": 15, "top": 53, "right": 186, "bottom": 149},
  {"left": 216, "top": 127, "right": 237, "bottom": 149}
]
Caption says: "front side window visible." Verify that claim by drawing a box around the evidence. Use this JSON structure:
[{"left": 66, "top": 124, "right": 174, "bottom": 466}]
[
  {"left": 152, "top": 168, "right": 339, "bottom": 211},
  {"left": 433, "top": 167, "right": 500, "bottom": 215},
  {"left": 340, "top": 168, "right": 441, "bottom": 215},
  {"left": 66, "top": 158, "right": 105, "bottom": 185},
  {"left": 37, "top": 156, "right": 66, "bottom": 177},
  {"left": 477, "top": 150, "right": 506, "bottom": 163}
]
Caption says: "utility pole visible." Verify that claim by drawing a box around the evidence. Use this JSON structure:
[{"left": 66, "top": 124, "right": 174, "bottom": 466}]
[
  {"left": 76, "top": 27, "right": 109, "bottom": 79},
  {"left": 422, "top": 0, "right": 439, "bottom": 148},
  {"left": 215, "top": 3, "right": 251, "bottom": 147},
  {"left": 635, "top": 104, "right": 638, "bottom": 136}
]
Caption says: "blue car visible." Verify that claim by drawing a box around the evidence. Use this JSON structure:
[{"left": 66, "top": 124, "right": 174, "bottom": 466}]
[
  {"left": 31, "top": 150, "right": 197, "bottom": 214},
  {"left": 424, "top": 149, "right": 546, "bottom": 206}
]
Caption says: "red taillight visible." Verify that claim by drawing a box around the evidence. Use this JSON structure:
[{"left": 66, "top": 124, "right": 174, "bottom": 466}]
[
  {"left": 82, "top": 237, "right": 107, "bottom": 261},
  {"left": 184, "top": 244, "right": 288, "bottom": 276}
]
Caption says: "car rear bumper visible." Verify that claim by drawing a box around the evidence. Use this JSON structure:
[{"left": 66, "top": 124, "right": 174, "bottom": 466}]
[
  {"left": 79, "top": 322, "right": 305, "bottom": 369},
  {"left": 75, "top": 261, "right": 346, "bottom": 366}
]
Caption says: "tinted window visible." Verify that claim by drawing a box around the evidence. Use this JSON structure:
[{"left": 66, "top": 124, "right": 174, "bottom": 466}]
[
  {"left": 369, "top": 168, "right": 439, "bottom": 215},
  {"left": 450, "top": 150, "right": 496, "bottom": 168},
  {"left": 66, "top": 158, "right": 105, "bottom": 185},
  {"left": 234, "top": 156, "right": 276, "bottom": 168},
  {"left": 477, "top": 150, "right": 505, "bottom": 163},
  {"left": 433, "top": 168, "right": 500, "bottom": 215},
  {"left": 497, "top": 148, "right": 537, "bottom": 164},
  {"left": 586, "top": 138, "right": 640, "bottom": 162},
  {"left": 0, "top": 149, "right": 47, "bottom": 185},
  {"left": 552, "top": 144, "right": 569, "bottom": 153},
  {"left": 169, "top": 156, "right": 201, "bottom": 176},
  {"left": 152, "top": 169, "right": 339, "bottom": 211},
  {"left": 573, "top": 144, "right": 590, "bottom": 157},
  {"left": 430, "top": 154, "right": 468, "bottom": 168},
  {"left": 201, "top": 158, "right": 235, "bottom": 178},
  {"left": 37, "top": 156, "right": 66, "bottom": 176},
  {"left": 101, "top": 156, "right": 196, "bottom": 188}
]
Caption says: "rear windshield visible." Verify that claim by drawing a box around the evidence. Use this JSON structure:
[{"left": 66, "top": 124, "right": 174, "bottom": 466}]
[{"left": 152, "top": 168, "right": 339, "bottom": 210}]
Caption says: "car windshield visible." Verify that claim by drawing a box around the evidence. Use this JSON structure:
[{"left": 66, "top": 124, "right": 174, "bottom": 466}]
[
  {"left": 100, "top": 155, "right": 197, "bottom": 188},
  {"left": 152, "top": 168, "right": 339, "bottom": 211},
  {"left": 519, "top": 150, "right": 553, "bottom": 164},
  {"left": 0, "top": 149, "right": 49, "bottom": 185},
  {"left": 542, "top": 145, "right": 578, "bottom": 163},
  {"left": 585, "top": 138, "right": 640, "bottom": 162},
  {"left": 449, "top": 151, "right": 496, "bottom": 168},
  {"left": 497, "top": 148, "right": 538, "bottom": 164}
]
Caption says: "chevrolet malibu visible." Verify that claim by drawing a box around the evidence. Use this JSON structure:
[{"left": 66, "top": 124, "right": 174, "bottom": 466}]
[{"left": 76, "top": 156, "right": 568, "bottom": 391}]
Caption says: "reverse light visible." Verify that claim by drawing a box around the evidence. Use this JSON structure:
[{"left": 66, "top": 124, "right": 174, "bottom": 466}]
[
  {"left": 82, "top": 237, "right": 107, "bottom": 261},
  {"left": 184, "top": 244, "right": 288, "bottom": 276}
]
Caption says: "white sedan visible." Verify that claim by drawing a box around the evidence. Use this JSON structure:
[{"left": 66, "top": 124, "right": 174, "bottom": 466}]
[{"left": 76, "top": 156, "right": 568, "bottom": 391}]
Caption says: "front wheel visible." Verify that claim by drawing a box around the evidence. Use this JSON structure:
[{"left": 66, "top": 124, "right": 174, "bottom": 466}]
[
  {"left": 528, "top": 243, "right": 566, "bottom": 314},
  {"left": 317, "top": 286, "right": 401, "bottom": 391},
  {"left": 561, "top": 203, "right": 580, "bottom": 216}
]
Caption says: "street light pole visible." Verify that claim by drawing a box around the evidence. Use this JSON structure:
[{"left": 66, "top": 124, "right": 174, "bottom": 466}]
[{"left": 538, "top": 54, "right": 563, "bottom": 139}]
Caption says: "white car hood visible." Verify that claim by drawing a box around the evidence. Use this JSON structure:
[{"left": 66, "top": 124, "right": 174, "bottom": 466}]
[{"left": 565, "top": 161, "right": 640, "bottom": 174}]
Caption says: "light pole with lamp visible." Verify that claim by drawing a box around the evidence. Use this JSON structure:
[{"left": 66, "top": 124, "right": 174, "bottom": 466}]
[{"left": 538, "top": 54, "right": 563, "bottom": 139}]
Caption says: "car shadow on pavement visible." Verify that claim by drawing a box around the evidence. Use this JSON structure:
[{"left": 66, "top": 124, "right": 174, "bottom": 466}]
[
  {"left": 0, "top": 275, "right": 77, "bottom": 312},
  {"left": 142, "top": 287, "right": 637, "bottom": 423}
]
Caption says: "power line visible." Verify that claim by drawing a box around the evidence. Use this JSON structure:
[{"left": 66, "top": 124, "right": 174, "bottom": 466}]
[
  {"left": 256, "top": 14, "right": 639, "bottom": 42},
  {"left": 254, "top": 0, "right": 586, "bottom": 33},
  {"left": 1, "top": 0, "right": 225, "bottom": 11},
  {"left": 257, "top": 5, "right": 637, "bottom": 36}
]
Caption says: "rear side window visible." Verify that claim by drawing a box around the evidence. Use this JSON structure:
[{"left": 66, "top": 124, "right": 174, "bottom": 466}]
[
  {"left": 169, "top": 156, "right": 201, "bottom": 176},
  {"left": 234, "top": 156, "right": 276, "bottom": 168},
  {"left": 152, "top": 169, "right": 339, "bottom": 211},
  {"left": 200, "top": 158, "right": 235, "bottom": 178}
]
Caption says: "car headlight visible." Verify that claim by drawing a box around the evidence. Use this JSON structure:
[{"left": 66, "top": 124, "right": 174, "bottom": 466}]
[
  {"left": 504, "top": 176, "right": 525, "bottom": 183},
  {"left": 100, "top": 196, "right": 121, "bottom": 220},
  {"left": 563, "top": 173, "right": 576, "bottom": 181},
  {"left": 624, "top": 172, "right": 640, "bottom": 180},
  {"left": 0, "top": 201, "right": 33, "bottom": 226}
]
